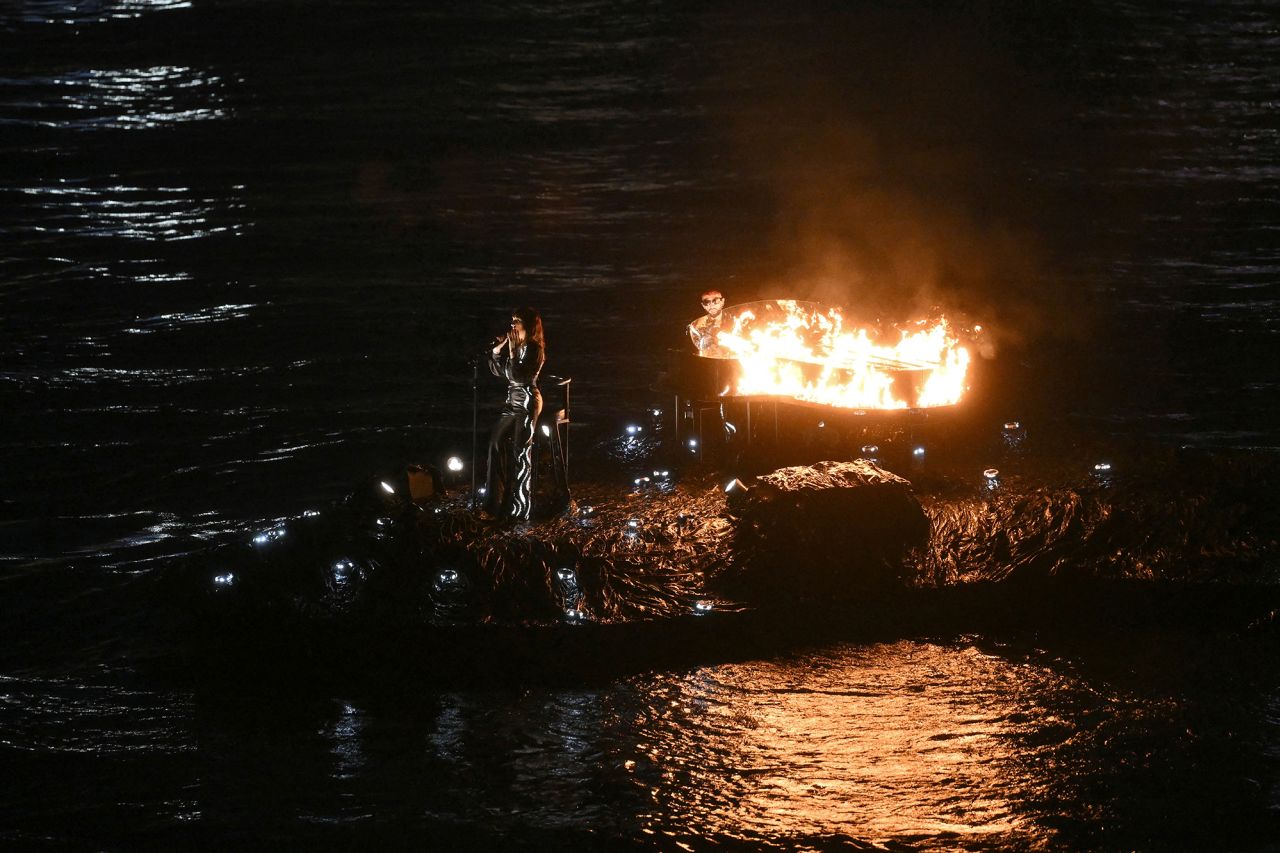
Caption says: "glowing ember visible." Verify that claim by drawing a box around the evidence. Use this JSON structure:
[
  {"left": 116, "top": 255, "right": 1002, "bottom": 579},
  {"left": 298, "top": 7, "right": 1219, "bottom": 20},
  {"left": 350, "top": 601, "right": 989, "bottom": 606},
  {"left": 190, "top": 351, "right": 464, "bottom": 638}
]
[{"left": 713, "top": 300, "right": 972, "bottom": 410}]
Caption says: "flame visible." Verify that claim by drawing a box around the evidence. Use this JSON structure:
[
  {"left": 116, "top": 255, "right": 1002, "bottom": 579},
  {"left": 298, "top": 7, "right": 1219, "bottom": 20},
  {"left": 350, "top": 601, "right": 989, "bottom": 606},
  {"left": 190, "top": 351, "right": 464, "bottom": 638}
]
[{"left": 714, "top": 300, "right": 971, "bottom": 409}]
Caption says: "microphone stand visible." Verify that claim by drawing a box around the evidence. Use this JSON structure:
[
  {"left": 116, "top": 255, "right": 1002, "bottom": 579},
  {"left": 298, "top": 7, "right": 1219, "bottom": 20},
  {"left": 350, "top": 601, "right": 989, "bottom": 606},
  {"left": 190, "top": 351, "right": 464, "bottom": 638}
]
[{"left": 471, "top": 354, "right": 480, "bottom": 510}]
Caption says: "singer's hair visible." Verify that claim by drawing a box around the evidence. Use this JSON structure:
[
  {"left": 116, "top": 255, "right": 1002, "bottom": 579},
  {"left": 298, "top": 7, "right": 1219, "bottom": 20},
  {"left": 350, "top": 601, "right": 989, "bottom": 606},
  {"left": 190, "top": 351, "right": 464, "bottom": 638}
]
[{"left": 512, "top": 306, "right": 545, "bottom": 352}]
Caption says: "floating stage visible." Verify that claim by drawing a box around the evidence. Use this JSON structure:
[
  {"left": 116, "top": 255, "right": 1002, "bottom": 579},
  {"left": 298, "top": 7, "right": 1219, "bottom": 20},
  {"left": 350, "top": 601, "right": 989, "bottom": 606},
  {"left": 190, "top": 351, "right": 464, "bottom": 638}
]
[{"left": 174, "top": 410, "right": 1280, "bottom": 682}]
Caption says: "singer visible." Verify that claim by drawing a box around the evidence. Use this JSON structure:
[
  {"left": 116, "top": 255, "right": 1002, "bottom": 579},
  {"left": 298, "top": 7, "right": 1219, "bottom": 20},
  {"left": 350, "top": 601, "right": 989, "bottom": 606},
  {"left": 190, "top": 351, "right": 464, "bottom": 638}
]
[{"left": 482, "top": 306, "right": 545, "bottom": 522}]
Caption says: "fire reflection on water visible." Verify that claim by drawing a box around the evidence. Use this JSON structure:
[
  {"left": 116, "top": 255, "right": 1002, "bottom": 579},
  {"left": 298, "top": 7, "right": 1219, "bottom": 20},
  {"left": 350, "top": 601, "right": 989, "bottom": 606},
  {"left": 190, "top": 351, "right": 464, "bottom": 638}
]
[
  {"left": 627, "top": 641, "right": 1035, "bottom": 846},
  {"left": 393, "top": 640, "right": 1104, "bottom": 848}
]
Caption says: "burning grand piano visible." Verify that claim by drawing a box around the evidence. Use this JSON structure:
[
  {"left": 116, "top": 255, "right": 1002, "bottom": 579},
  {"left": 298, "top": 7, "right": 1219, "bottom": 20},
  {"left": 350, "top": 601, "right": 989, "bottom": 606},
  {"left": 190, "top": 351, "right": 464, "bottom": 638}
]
[{"left": 670, "top": 299, "right": 974, "bottom": 459}]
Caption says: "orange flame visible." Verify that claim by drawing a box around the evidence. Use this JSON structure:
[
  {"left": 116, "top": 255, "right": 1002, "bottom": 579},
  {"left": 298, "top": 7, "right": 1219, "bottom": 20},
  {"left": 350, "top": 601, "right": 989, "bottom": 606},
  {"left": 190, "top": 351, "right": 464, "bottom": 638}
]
[{"left": 714, "top": 300, "right": 971, "bottom": 409}]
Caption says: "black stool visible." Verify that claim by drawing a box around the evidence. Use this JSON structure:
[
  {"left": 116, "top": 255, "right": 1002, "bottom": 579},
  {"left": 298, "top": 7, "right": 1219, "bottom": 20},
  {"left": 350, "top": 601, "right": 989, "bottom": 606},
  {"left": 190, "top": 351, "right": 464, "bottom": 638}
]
[{"left": 536, "top": 375, "right": 572, "bottom": 510}]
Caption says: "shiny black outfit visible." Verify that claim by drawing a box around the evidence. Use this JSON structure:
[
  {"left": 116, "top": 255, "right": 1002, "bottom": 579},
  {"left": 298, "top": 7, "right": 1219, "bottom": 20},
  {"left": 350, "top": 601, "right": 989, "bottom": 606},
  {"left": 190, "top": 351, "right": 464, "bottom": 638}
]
[{"left": 484, "top": 341, "right": 543, "bottom": 521}]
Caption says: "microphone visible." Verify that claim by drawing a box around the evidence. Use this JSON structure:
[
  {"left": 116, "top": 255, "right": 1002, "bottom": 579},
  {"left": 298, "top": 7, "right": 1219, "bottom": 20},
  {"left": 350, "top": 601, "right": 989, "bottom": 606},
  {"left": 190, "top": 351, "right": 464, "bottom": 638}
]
[{"left": 485, "top": 331, "right": 509, "bottom": 354}]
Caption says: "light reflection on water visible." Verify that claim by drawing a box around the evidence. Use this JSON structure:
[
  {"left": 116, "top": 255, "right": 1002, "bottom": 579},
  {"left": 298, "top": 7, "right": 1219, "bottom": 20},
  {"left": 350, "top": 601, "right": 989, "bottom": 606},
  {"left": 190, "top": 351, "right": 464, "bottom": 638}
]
[
  {"left": 3, "top": 66, "right": 231, "bottom": 130},
  {"left": 17, "top": 181, "right": 245, "bottom": 241},
  {"left": 365, "top": 641, "right": 1094, "bottom": 848},
  {"left": 0, "top": 630, "right": 1275, "bottom": 848},
  {"left": 11, "top": 0, "right": 192, "bottom": 27},
  {"left": 625, "top": 642, "right": 1041, "bottom": 847},
  {"left": 270, "top": 637, "right": 1266, "bottom": 850}
]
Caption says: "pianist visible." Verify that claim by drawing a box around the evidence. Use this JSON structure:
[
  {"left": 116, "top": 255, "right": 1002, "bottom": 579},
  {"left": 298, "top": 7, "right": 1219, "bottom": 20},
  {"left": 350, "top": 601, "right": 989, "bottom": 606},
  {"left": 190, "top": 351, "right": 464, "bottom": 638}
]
[{"left": 687, "top": 289, "right": 730, "bottom": 358}]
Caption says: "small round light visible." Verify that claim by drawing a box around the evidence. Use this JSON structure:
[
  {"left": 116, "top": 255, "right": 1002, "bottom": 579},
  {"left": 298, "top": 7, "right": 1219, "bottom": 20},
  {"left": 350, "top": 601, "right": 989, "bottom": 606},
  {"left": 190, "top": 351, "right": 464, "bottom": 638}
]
[
  {"left": 913, "top": 446, "right": 926, "bottom": 457},
  {"left": 446, "top": 456, "right": 464, "bottom": 472},
  {"left": 984, "top": 468, "right": 1000, "bottom": 480}
]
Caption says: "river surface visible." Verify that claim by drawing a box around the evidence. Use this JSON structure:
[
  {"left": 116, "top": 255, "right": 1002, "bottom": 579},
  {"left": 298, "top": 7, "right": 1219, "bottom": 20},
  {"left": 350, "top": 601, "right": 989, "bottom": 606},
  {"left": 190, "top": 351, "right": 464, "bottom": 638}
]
[{"left": 2, "top": 1, "right": 1279, "bottom": 849}]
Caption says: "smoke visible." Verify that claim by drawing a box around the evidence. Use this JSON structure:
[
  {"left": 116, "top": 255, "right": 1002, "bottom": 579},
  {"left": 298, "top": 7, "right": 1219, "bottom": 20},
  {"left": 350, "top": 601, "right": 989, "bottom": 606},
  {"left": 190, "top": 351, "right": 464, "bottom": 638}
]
[{"left": 697, "top": 3, "right": 1100, "bottom": 351}]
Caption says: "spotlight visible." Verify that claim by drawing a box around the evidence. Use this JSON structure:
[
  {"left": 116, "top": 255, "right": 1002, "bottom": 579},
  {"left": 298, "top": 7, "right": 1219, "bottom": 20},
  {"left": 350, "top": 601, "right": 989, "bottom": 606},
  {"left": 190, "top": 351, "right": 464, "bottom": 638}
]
[
  {"left": 860, "top": 444, "right": 879, "bottom": 457},
  {"left": 564, "top": 607, "right": 589, "bottom": 624},
  {"left": 556, "top": 567, "right": 579, "bottom": 594},
  {"left": 724, "top": 478, "right": 747, "bottom": 493},
  {"left": 983, "top": 468, "right": 1001, "bottom": 490},
  {"left": 252, "top": 527, "right": 285, "bottom": 546},
  {"left": 625, "top": 424, "right": 642, "bottom": 435},
  {"left": 913, "top": 446, "right": 926, "bottom": 457},
  {"left": 687, "top": 438, "right": 698, "bottom": 449},
  {"left": 380, "top": 480, "right": 396, "bottom": 495},
  {"left": 1093, "top": 461, "right": 1112, "bottom": 473},
  {"left": 213, "top": 572, "right": 235, "bottom": 588},
  {"left": 817, "top": 420, "right": 826, "bottom": 429},
  {"left": 651, "top": 408, "right": 663, "bottom": 417},
  {"left": 627, "top": 518, "right": 639, "bottom": 528},
  {"left": 540, "top": 424, "right": 551, "bottom": 437},
  {"left": 432, "top": 567, "right": 464, "bottom": 599},
  {"left": 303, "top": 509, "right": 320, "bottom": 518},
  {"left": 446, "top": 456, "right": 464, "bottom": 472},
  {"left": 693, "top": 600, "right": 714, "bottom": 614},
  {"left": 331, "top": 559, "right": 358, "bottom": 588},
  {"left": 1002, "top": 420, "right": 1027, "bottom": 449}
]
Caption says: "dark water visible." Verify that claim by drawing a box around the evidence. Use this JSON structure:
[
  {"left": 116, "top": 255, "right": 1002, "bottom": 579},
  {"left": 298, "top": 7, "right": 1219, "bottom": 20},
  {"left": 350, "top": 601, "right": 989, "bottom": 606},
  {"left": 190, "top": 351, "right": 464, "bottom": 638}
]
[{"left": 3, "top": 0, "right": 1279, "bottom": 848}]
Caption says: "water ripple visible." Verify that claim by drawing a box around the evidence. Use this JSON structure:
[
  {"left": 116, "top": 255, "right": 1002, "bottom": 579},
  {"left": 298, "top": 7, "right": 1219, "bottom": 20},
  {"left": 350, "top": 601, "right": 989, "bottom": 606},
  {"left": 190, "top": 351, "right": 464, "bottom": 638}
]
[{"left": 0, "top": 66, "right": 233, "bottom": 130}]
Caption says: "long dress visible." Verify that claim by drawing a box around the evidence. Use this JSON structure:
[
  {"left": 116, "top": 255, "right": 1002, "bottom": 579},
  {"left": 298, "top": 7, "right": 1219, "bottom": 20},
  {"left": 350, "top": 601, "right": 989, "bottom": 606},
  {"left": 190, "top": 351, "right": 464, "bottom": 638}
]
[{"left": 484, "top": 341, "right": 544, "bottom": 521}]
